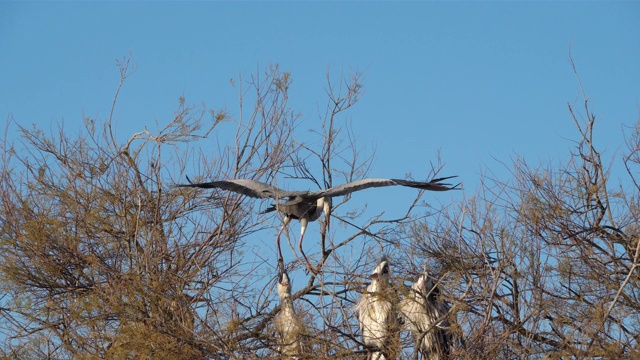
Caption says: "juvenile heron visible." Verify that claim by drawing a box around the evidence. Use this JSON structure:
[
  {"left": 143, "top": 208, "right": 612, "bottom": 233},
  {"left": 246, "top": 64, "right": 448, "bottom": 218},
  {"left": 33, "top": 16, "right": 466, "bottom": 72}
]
[
  {"left": 274, "top": 270, "right": 305, "bottom": 358},
  {"left": 399, "top": 269, "right": 452, "bottom": 359},
  {"left": 177, "top": 176, "right": 457, "bottom": 268},
  {"left": 356, "top": 258, "right": 401, "bottom": 360}
]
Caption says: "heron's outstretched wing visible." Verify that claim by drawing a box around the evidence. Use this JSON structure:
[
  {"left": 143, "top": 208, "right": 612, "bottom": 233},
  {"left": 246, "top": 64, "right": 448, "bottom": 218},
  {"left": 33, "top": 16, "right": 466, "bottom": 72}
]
[
  {"left": 176, "top": 178, "right": 288, "bottom": 199},
  {"left": 313, "top": 176, "right": 459, "bottom": 198}
]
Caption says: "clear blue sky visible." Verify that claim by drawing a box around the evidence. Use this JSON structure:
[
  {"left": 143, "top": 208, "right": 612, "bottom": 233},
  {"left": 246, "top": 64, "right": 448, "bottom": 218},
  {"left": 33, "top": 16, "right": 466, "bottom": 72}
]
[{"left": 1, "top": 2, "right": 639, "bottom": 262}]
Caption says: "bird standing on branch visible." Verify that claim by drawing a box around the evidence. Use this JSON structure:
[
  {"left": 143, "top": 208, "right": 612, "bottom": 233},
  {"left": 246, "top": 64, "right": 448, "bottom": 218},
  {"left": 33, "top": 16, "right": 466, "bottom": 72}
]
[
  {"left": 274, "top": 270, "right": 305, "bottom": 359},
  {"left": 356, "top": 258, "right": 401, "bottom": 360},
  {"left": 177, "top": 176, "right": 458, "bottom": 270},
  {"left": 399, "top": 268, "right": 452, "bottom": 359}
]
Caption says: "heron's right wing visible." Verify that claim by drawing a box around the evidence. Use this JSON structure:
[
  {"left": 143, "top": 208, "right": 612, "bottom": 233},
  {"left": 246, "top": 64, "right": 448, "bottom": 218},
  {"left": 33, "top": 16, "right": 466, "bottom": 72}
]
[
  {"left": 176, "top": 178, "right": 286, "bottom": 199},
  {"left": 390, "top": 176, "right": 460, "bottom": 192}
]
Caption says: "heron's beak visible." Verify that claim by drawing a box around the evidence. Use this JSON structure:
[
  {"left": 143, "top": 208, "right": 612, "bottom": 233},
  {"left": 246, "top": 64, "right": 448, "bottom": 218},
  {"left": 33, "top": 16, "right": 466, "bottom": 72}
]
[
  {"left": 279, "top": 272, "right": 290, "bottom": 286},
  {"left": 414, "top": 275, "right": 425, "bottom": 292}
]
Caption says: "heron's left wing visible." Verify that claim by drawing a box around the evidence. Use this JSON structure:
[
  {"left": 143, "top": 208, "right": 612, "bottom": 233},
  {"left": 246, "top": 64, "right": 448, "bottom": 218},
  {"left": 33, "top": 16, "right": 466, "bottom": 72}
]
[{"left": 313, "top": 176, "right": 459, "bottom": 198}]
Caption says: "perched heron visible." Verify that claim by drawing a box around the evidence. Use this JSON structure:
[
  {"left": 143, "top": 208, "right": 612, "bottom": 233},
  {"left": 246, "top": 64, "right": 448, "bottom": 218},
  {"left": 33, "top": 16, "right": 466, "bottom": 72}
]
[
  {"left": 399, "top": 269, "right": 452, "bottom": 359},
  {"left": 177, "top": 176, "right": 457, "bottom": 268},
  {"left": 356, "top": 258, "right": 401, "bottom": 360},
  {"left": 274, "top": 270, "right": 305, "bottom": 358}
]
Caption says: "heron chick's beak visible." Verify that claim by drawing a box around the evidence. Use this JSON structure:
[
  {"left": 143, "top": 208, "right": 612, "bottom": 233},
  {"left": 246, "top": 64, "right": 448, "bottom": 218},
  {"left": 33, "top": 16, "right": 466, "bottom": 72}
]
[{"left": 279, "top": 271, "right": 290, "bottom": 286}]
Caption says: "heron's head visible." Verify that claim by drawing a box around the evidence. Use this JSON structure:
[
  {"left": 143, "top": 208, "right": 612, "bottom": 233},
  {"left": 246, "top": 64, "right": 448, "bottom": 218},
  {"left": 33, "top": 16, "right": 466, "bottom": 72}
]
[
  {"left": 366, "top": 259, "right": 390, "bottom": 294},
  {"left": 370, "top": 259, "right": 390, "bottom": 282},
  {"left": 413, "top": 271, "right": 438, "bottom": 299},
  {"left": 277, "top": 271, "right": 292, "bottom": 298}
]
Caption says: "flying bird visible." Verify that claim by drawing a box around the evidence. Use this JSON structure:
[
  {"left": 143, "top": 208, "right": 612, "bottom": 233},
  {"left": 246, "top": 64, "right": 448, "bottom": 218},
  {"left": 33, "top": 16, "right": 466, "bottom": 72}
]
[
  {"left": 274, "top": 269, "right": 305, "bottom": 358},
  {"left": 399, "top": 268, "right": 452, "bottom": 359},
  {"left": 356, "top": 258, "right": 401, "bottom": 360},
  {"left": 177, "top": 176, "right": 458, "bottom": 268}
]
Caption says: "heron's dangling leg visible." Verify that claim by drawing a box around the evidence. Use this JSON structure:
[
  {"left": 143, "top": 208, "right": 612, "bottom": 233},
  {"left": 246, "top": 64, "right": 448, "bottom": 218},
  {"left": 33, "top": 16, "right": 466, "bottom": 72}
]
[
  {"left": 297, "top": 218, "right": 314, "bottom": 273},
  {"left": 276, "top": 217, "right": 291, "bottom": 270}
]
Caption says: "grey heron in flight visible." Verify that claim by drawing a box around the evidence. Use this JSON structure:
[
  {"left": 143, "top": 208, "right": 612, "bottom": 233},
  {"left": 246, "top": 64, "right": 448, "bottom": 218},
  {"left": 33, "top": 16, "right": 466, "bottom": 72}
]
[
  {"left": 356, "top": 258, "right": 401, "bottom": 360},
  {"left": 399, "top": 268, "right": 452, "bottom": 359},
  {"left": 177, "top": 176, "right": 458, "bottom": 268}
]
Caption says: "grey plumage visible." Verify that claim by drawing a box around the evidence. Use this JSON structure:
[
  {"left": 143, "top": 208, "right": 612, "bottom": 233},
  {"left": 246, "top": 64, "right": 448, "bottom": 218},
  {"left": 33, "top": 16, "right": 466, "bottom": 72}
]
[
  {"left": 178, "top": 177, "right": 457, "bottom": 199},
  {"left": 399, "top": 270, "right": 452, "bottom": 359},
  {"left": 177, "top": 176, "right": 458, "bottom": 268}
]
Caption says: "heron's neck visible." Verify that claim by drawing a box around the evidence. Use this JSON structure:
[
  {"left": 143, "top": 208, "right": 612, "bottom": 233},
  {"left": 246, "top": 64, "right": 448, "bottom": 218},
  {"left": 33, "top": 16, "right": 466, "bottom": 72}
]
[
  {"left": 367, "top": 280, "right": 382, "bottom": 294},
  {"left": 280, "top": 293, "right": 295, "bottom": 312}
]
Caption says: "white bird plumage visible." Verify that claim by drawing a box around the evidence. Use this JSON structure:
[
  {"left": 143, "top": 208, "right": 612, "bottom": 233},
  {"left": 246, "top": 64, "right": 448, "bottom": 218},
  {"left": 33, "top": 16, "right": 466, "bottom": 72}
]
[
  {"left": 356, "top": 259, "right": 401, "bottom": 360},
  {"left": 399, "top": 269, "right": 452, "bottom": 359},
  {"left": 274, "top": 271, "right": 305, "bottom": 359}
]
